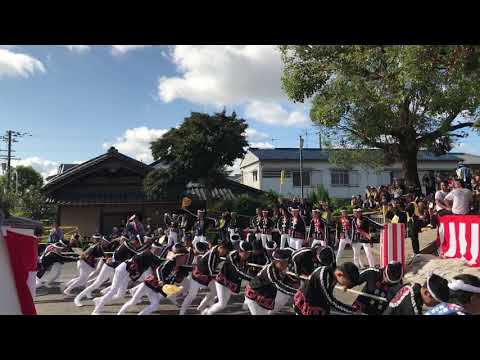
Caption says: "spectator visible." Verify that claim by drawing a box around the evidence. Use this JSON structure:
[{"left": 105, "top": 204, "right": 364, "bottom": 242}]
[
  {"left": 435, "top": 181, "right": 451, "bottom": 217},
  {"left": 351, "top": 195, "right": 358, "bottom": 207},
  {"left": 48, "top": 222, "right": 64, "bottom": 244},
  {"left": 442, "top": 179, "right": 473, "bottom": 215}
]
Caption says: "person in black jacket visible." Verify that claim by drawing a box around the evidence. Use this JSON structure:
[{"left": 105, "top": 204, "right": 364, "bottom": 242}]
[
  {"left": 179, "top": 240, "right": 232, "bottom": 315},
  {"left": 352, "top": 261, "right": 404, "bottom": 315},
  {"left": 244, "top": 249, "right": 297, "bottom": 315},
  {"left": 383, "top": 273, "right": 449, "bottom": 315},
  {"left": 36, "top": 240, "right": 78, "bottom": 289},
  {"left": 203, "top": 241, "right": 253, "bottom": 315},
  {"left": 293, "top": 262, "right": 361, "bottom": 315}
]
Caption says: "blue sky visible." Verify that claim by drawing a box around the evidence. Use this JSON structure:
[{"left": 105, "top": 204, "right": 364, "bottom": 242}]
[{"left": 0, "top": 45, "right": 479, "bottom": 178}]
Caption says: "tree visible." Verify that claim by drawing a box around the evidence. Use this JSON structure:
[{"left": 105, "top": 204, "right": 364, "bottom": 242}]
[
  {"left": 144, "top": 111, "right": 249, "bottom": 205},
  {"left": 13, "top": 165, "right": 44, "bottom": 194},
  {"left": 280, "top": 45, "right": 480, "bottom": 188}
]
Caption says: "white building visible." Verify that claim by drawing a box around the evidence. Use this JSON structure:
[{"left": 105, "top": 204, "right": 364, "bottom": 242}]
[{"left": 239, "top": 147, "right": 480, "bottom": 199}]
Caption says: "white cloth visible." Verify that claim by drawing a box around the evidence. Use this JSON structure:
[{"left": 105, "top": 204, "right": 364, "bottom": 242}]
[
  {"left": 117, "top": 283, "right": 149, "bottom": 315},
  {"left": 260, "top": 234, "right": 272, "bottom": 248},
  {"left": 351, "top": 243, "right": 375, "bottom": 268},
  {"left": 179, "top": 277, "right": 216, "bottom": 315},
  {"left": 268, "top": 291, "right": 292, "bottom": 315},
  {"left": 280, "top": 234, "right": 290, "bottom": 249},
  {"left": 445, "top": 188, "right": 473, "bottom": 215},
  {"left": 36, "top": 262, "right": 62, "bottom": 288},
  {"left": 289, "top": 237, "right": 303, "bottom": 250},
  {"left": 93, "top": 262, "right": 129, "bottom": 313},
  {"left": 245, "top": 297, "right": 269, "bottom": 315},
  {"left": 192, "top": 236, "right": 207, "bottom": 247},
  {"left": 205, "top": 282, "right": 232, "bottom": 315},
  {"left": 74, "top": 264, "right": 114, "bottom": 306},
  {"left": 64, "top": 260, "right": 94, "bottom": 294}
]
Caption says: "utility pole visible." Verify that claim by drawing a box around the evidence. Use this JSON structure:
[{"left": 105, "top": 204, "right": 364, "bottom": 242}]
[
  {"left": 1, "top": 130, "right": 30, "bottom": 193},
  {"left": 299, "top": 135, "right": 304, "bottom": 199}
]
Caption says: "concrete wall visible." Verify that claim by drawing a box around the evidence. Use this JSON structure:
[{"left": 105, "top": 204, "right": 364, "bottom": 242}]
[{"left": 60, "top": 206, "right": 101, "bottom": 235}]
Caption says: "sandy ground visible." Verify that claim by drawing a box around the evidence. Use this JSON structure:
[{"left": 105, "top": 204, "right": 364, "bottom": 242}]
[{"left": 34, "top": 230, "right": 437, "bottom": 315}]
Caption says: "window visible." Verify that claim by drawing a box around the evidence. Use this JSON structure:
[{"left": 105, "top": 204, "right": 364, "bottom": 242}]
[
  {"left": 252, "top": 170, "right": 258, "bottom": 182},
  {"left": 331, "top": 170, "right": 359, "bottom": 187},
  {"left": 293, "top": 171, "right": 311, "bottom": 187}
]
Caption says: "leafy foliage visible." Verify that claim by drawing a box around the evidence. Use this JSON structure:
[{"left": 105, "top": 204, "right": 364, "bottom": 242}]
[
  {"left": 145, "top": 111, "right": 248, "bottom": 201},
  {"left": 280, "top": 45, "right": 480, "bottom": 186},
  {"left": 307, "top": 184, "right": 331, "bottom": 207}
]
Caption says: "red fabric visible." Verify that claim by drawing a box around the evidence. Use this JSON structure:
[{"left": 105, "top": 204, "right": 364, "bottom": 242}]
[
  {"left": 5, "top": 231, "right": 38, "bottom": 315},
  {"left": 381, "top": 224, "right": 406, "bottom": 271},
  {"left": 437, "top": 215, "right": 480, "bottom": 267}
]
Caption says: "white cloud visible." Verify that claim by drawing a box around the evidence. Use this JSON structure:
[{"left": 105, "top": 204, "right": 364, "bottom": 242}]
[
  {"left": 11, "top": 157, "right": 59, "bottom": 179},
  {"left": 111, "top": 45, "right": 151, "bottom": 55},
  {"left": 63, "top": 45, "right": 91, "bottom": 53},
  {"left": 102, "top": 127, "right": 168, "bottom": 163},
  {"left": 245, "top": 128, "right": 270, "bottom": 142},
  {"left": 244, "top": 101, "right": 309, "bottom": 127},
  {"left": 0, "top": 48, "right": 46, "bottom": 78},
  {"left": 227, "top": 158, "right": 242, "bottom": 175},
  {"left": 158, "top": 45, "right": 284, "bottom": 106},
  {"left": 250, "top": 142, "right": 274, "bottom": 149}
]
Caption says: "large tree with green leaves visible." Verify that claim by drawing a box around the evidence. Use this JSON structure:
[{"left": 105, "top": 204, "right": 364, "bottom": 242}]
[
  {"left": 280, "top": 45, "right": 480, "bottom": 188},
  {"left": 144, "top": 111, "right": 248, "bottom": 204}
]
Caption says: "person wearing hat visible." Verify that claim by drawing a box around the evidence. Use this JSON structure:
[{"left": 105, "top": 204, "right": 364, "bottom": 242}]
[
  {"left": 352, "top": 261, "right": 404, "bottom": 315},
  {"left": 202, "top": 241, "right": 253, "bottom": 315},
  {"left": 383, "top": 273, "right": 450, "bottom": 315},
  {"left": 276, "top": 207, "right": 291, "bottom": 249},
  {"left": 244, "top": 249, "right": 297, "bottom": 315},
  {"left": 426, "top": 274, "right": 480, "bottom": 315},
  {"left": 293, "top": 262, "right": 361, "bottom": 315},
  {"left": 92, "top": 240, "right": 161, "bottom": 314},
  {"left": 259, "top": 210, "right": 274, "bottom": 248},
  {"left": 48, "top": 222, "right": 64, "bottom": 244},
  {"left": 74, "top": 233, "right": 146, "bottom": 307},
  {"left": 456, "top": 160, "right": 472, "bottom": 190},
  {"left": 63, "top": 233, "right": 110, "bottom": 296},
  {"left": 227, "top": 211, "right": 243, "bottom": 243},
  {"left": 36, "top": 239, "right": 79, "bottom": 289},
  {"left": 250, "top": 208, "right": 263, "bottom": 241},
  {"left": 192, "top": 209, "right": 211, "bottom": 246},
  {"left": 335, "top": 209, "right": 352, "bottom": 264},
  {"left": 288, "top": 207, "right": 307, "bottom": 250},
  {"left": 126, "top": 214, "right": 146, "bottom": 240},
  {"left": 117, "top": 244, "right": 190, "bottom": 315},
  {"left": 309, "top": 209, "right": 327, "bottom": 248},
  {"left": 351, "top": 208, "right": 375, "bottom": 269},
  {"left": 179, "top": 239, "right": 232, "bottom": 315}
]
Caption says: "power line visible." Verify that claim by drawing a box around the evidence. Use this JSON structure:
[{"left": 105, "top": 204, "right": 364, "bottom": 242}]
[{"left": 0, "top": 130, "right": 32, "bottom": 192}]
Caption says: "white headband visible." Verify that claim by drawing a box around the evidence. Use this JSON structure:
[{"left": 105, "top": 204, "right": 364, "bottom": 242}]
[{"left": 448, "top": 280, "right": 480, "bottom": 294}]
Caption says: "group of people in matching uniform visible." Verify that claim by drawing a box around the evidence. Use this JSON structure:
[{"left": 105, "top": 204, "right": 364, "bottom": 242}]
[{"left": 35, "top": 207, "right": 480, "bottom": 315}]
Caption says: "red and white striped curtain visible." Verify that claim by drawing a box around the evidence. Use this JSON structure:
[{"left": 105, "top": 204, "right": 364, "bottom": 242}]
[
  {"left": 437, "top": 215, "right": 480, "bottom": 267},
  {"left": 380, "top": 223, "right": 406, "bottom": 271}
]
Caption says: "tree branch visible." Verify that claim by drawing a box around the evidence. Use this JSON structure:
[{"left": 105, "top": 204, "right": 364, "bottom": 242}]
[
  {"left": 417, "top": 121, "right": 474, "bottom": 143},
  {"left": 338, "top": 125, "right": 388, "bottom": 150}
]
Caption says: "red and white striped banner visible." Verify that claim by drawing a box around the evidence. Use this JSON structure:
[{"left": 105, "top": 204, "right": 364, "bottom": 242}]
[
  {"left": 437, "top": 215, "right": 480, "bottom": 267},
  {"left": 380, "top": 223, "right": 406, "bottom": 271}
]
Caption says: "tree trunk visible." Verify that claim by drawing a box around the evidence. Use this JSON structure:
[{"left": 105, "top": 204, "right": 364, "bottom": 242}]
[{"left": 400, "top": 150, "right": 421, "bottom": 191}]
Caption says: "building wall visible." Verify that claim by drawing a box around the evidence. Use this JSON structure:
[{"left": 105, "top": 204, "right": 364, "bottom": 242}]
[
  {"left": 60, "top": 206, "right": 101, "bottom": 235},
  {"left": 241, "top": 159, "right": 460, "bottom": 199}
]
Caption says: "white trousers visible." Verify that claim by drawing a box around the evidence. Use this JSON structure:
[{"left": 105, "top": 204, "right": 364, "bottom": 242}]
[
  {"left": 93, "top": 262, "right": 130, "bottom": 313},
  {"left": 87, "top": 259, "right": 104, "bottom": 283},
  {"left": 245, "top": 297, "right": 269, "bottom": 315},
  {"left": 280, "top": 234, "right": 290, "bottom": 249},
  {"left": 351, "top": 243, "right": 375, "bottom": 268},
  {"left": 64, "top": 260, "right": 94, "bottom": 294},
  {"left": 179, "top": 277, "right": 216, "bottom": 315},
  {"left": 335, "top": 238, "right": 351, "bottom": 264},
  {"left": 268, "top": 291, "right": 292, "bottom": 315},
  {"left": 28, "top": 271, "right": 37, "bottom": 299},
  {"left": 260, "top": 234, "right": 272, "bottom": 248},
  {"left": 289, "top": 237, "right": 304, "bottom": 250},
  {"left": 74, "top": 264, "right": 114, "bottom": 306},
  {"left": 168, "top": 231, "right": 179, "bottom": 247},
  {"left": 311, "top": 239, "right": 326, "bottom": 248},
  {"left": 255, "top": 233, "right": 262, "bottom": 241},
  {"left": 205, "top": 282, "right": 233, "bottom": 315},
  {"left": 36, "top": 262, "right": 62, "bottom": 288},
  {"left": 192, "top": 236, "right": 207, "bottom": 247}
]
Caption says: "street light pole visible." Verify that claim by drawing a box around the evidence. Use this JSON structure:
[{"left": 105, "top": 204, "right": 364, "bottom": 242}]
[{"left": 299, "top": 135, "right": 304, "bottom": 199}]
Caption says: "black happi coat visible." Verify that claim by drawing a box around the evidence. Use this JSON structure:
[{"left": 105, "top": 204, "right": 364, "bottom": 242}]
[
  {"left": 351, "top": 217, "right": 371, "bottom": 244},
  {"left": 277, "top": 215, "right": 290, "bottom": 235},
  {"left": 193, "top": 218, "right": 211, "bottom": 237},
  {"left": 309, "top": 217, "right": 326, "bottom": 241},
  {"left": 289, "top": 215, "right": 306, "bottom": 239},
  {"left": 216, "top": 250, "right": 252, "bottom": 294},
  {"left": 37, "top": 245, "right": 78, "bottom": 278},
  {"left": 228, "top": 217, "right": 242, "bottom": 233},
  {"left": 192, "top": 245, "right": 224, "bottom": 286},
  {"left": 245, "top": 263, "right": 297, "bottom": 310},
  {"left": 107, "top": 241, "right": 146, "bottom": 268},
  {"left": 126, "top": 251, "right": 163, "bottom": 281},
  {"left": 144, "top": 259, "right": 181, "bottom": 296},
  {"left": 259, "top": 216, "right": 274, "bottom": 234},
  {"left": 251, "top": 215, "right": 262, "bottom": 232},
  {"left": 383, "top": 283, "right": 424, "bottom": 315},
  {"left": 247, "top": 250, "right": 270, "bottom": 277},
  {"left": 353, "top": 268, "right": 403, "bottom": 315},
  {"left": 293, "top": 266, "right": 357, "bottom": 315},
  {"left": 81, "top": 243, "right": 105, "bottom": 269},
  {"left": 290, "top": 248, "right": 320, "bottom": 276}
]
